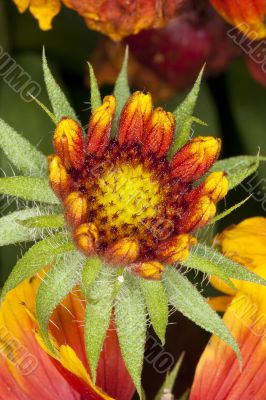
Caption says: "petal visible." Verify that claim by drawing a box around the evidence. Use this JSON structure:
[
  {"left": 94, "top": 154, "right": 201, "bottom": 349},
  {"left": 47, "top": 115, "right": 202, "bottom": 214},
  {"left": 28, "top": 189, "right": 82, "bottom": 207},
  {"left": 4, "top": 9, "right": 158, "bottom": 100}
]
[
  {"left": 73, "top": 223, "right": 99, "bottom": 256},
  {"left": 208, "top": 295, "right": 233, "bottom": 312},
  {"left": 178, "top": 195, "right": 216, "bottom": 233},
  {"left": 156, "top": 234, "right": 197, "bottom": 264},
  {"left": 132, "top": 261, "right": 164, "bottom": 280},
  {"left": 12, "top": 0, "right": 29, "bottom": 13},
  {"left": 215, "top": 217, "right": 266, "bottom": 270},
  {"left": 53, "top": 117, "right": 84, "bottom": 171},
  {"left": 143, "top": 107, "right": 175, "bottom": 157},
  {"left": 104, "top": 237, "right": 140, "bottom": 266},
  {"left": 171, "top": 137, "right": 221, "bottom": 182},
  {"left": 118, "top": 91, "right": 152, "bottom": 146},
  {"left": 48, "top": 154, "right": 73, "bottom": 200},
  {"left": 64, "top": 192, "right": 88, "bottom": 228},
  {"left": 87, "top": 95, "right": 116, "bottom": 157},
  {"left": 190, "top": 265, "right": 266, "bottom": 399},
  {"left": 0, "top": 276, "right": 79, "bottom": 399},
  {"left": 211, "top": 0, "right": 266, "bottom": 40},
  {"left": 29, "top": 0, "right": 61, "bottom": 30}
]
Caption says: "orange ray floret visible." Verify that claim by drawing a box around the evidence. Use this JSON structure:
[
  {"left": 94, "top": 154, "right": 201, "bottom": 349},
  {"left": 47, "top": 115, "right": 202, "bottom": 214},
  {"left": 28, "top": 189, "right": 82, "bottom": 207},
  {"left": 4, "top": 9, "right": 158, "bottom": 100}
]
[
  {"left": 49, "top": 91, "right": 228, "bottom": 278},
  {"left": 211, "top": 0, "right": 266, "bottom": 40},
  {"left": 13, "top": 0, "right": 61, "bottom": 30}
]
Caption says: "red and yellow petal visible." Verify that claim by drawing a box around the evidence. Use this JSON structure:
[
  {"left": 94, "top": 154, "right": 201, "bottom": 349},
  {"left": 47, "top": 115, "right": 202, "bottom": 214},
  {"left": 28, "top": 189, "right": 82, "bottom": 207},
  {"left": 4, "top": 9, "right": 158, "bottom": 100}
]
[
  {"left": 211, "top": 0, "right": 266, "bottom": 40},
  {"left": 179, "top": 195, "right": 216, "bottom": 233},
  {"left": 13, "top": 0, "right": 61, "bottom": 30},
  {"left": 48, "top": 154, "right": 73, "bottom": 200},
  {"left": 190, "top": 264, "right": 266, "bottom": 400},
  {"left": 87, "top": 95, "right": 116, "bottom": 157},
  {"left": 132, "top": 261, "right": 164, "bottom": 280},
  {"left": 53, "top": 117, "right": 84, "bottom": 171},
  {"left": 64, "top": 192, "right": 88, "bottom": 228},
  {"left": 171, "top": 136, "right": 221, "bottom": 182},
  {"left": 118, "top": 91, "right": 152, "bottom": 146},
  {"left": 73, "top": 222, "right": 99, "bottom": 256},
  {"left": 143, "top": 107, "right": 175, "bottom": 157},
  {"left": 156, "top": 234, "right": 197, "bottom": 264},
  {"left": 104, "top": 237, "right": 140, "bottom": 266}
]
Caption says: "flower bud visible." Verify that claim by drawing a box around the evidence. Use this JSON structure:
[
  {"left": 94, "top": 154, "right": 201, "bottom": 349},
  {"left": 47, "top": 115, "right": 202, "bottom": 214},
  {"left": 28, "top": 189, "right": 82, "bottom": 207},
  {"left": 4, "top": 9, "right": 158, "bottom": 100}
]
[
  {"left": 87, "top": 95, "right": 116, "bottom": 156},
  {"left": 156, "top": 234, "right": 197, "bottom": 264},
  {"left": 104, "top": 237, "right": 139, "bottom": 266},
  {"left": 64, "top": 192, "right": 88, "bottom": 228},
  {"left": 48, "top": 154, "right": 72, "bottom": 200},
  {"left": 201, "top": 172, "right": 228, "bottom": 203},
  {"left": 73, "top": 223, "right": 98, "bottom": 256},
  {"left": 118, "top": 91, "right": 152, "bottom": 146},
  {"left": 171, "top": 137, "right": 221, "bottom": 182},
  {"left": 132, "top": 261, "right": 164, "bottom": 280},
  {"left": 143, "top": 107, "right": 175, "bottom": 157},
  {"left": 53, "top": 117, "right": 84, "bottom": 170},
  {"left": 180, "top": 196, "right": 216, "bottom": 233}
]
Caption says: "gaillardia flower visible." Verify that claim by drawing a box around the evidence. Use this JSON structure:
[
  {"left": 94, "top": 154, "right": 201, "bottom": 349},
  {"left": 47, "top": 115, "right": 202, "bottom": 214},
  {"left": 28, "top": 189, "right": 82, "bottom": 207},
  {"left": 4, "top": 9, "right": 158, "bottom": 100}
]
[
  {"left": 48, "top": 91, "right": 226, "bottom": 279},
  {"left": 0, "top": 54, "right": 265, "bottom": 397}
]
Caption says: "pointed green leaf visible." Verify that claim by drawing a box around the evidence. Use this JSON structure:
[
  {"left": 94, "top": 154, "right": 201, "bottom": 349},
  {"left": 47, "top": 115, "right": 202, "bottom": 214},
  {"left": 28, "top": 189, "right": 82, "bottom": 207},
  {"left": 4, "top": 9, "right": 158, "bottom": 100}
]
[
  {"left": 42, "top": 49, "right": 78, "bottom": 122},
  {"left": 81, "top": 257, "right": 102, "bottom": 298},
  {"left": 190, "top": 244, "right": 266, "bottom": 287},
  {"left": 113, "top": 47, "right": 130, "bottom": 134},
  {"left": 30, "top": 95, "right": 57, "bottom": 124},
  {"left": 212, "top": 155, "right": 266, "bottom": 190},
  {"left": 0, "top": 176, "right": 59, "bottom": 204},
  {"left": 169, "top": 66, "right": 204, "bottom": 157},
  {"left": 88, "top": 63, "right": 101, "bottom": 113},
  {"left": 84, "top": 267, "right": 119, "bottom": 381},
  {"left": 0, "top": 118, "right": 47, "bottom": 176},
  {"left": 155, "top": 352, "right": 185, "bottom": 400},
  {"left": 115, "top": 274, "right": 146, "bottom": 397},
  {"left": 164, "top": 267, "right": 241, "bottom": 363},
  {"left": 36, "top": 251, "right": 85, "bottom": 352},
  {"left": 0, "top": 208, "right": 43, "bottom": 246},
  {"left": 20, "top": 214, "right": 65, "bottom": 229},
  {"left": 2, "top": 232, "right": 74, "bottom": 298},
  {"left": 140, "top": 279, "right": 168, "bottom": 344},
  {"left": 208, "top": 196, "right": 251, "bottom": 225}
]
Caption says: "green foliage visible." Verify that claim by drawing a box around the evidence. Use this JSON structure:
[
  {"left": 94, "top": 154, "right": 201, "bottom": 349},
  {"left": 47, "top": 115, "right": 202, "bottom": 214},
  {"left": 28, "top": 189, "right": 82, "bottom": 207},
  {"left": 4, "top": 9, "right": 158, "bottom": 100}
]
[
  {"left": 84, "top": 267, "right": 118, "bottom": 381},
  {"left": 0, "top": 118, "right": 47, "bottom": 176},
  {"left": 155, "top": 353, "right": 185, "bottom": 400},
  {"left": 169, "top": 66, "right": 205, "bottom": 157},
  {"left": 0, "top": 176, "right": 59, "bottom": 204},
  {"left": 113, "top": 47, "right": 130, "bottom": 134},
  {"left": 164, "top": 267, "right": 241, "bottom": 364},
  {"left": 190, "top": 244, "right": 266, "bottom": 287},
  {"left": 140, "top": 279, "right": 168, "bottom": 344},
  {"left": 1, "top": 232, "right": 74, "bottom": 298},
  {"left": 0, "top": 208, "right": 42, "bottom": 246},
  {"left": 115, "top": 274, "right": 146, "bottom": 397},
  {"left": 20, "top": 213, "right": 65, "bottom": 229},
  {"left": 36, "top": 251, "right": 85, "bottom": 352},
  {"left": 81, "top": 257, "right": 102, "bottom": 298},
  {"left": 42, "top": 49, "right": 78, "bottom": 122},
  {"left": 88, "top": 63, "right": 102, "bottom": 113},
  {"left": 208, "top": 196, "right": 251, "bottom": 225}
]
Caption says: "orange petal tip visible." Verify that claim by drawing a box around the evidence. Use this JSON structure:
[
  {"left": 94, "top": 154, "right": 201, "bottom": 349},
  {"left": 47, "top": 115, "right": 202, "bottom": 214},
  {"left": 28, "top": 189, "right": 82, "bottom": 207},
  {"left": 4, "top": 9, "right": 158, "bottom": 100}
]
[
  {"left": 104, "top": 237, "right": 140, "bottom": 266},
  {"left": 73, "top": 223, "right": 98, "bottom": 256},
  {"left": 48, "top": 154, "right": 72, "bottom": 200},
  {"left": 156, "top": 234, "right": 197, "bottom": 264},
  {"left": 64, "top": 191, "right": 88, "bottom": 228},
  {"left": 132, "top": 261, "right": 164, "bottom": 280},
  {"left": 202, "top": 171, "right": 228, "bottom": 203},
  {"left": 53, "top": 117, "right": 84, "bottom": 170}
]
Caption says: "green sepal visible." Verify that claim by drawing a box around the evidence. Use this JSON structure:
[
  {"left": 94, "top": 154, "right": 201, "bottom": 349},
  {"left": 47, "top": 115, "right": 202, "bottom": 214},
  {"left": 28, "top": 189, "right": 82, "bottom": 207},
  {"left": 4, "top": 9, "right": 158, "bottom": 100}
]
[
  {"left": 140, "top": 279, "right": 168, "bottom": 344},
  {"left": 0, "top": 118, "right": 47, "bottom": 176},
  {"left": 36, "top": 251, "right": 85, "bottom": 353},
  {"left": 81, "top": 257, "right": 102, "bottom": 298},
  {"left": 163, "top": 266, "right": 241, "bottom": 365},
  {"left": 19, "top": 214, "right": 65, "bottom": 229},
  {"left": 0, "top": 208, "right": 43, "bottom": 246},
  {"left": 212, "top": 155, "right": 266, "bottom": 190},
  {"left": 115, "top": 274, "right": 146, "bottom": 398},
  {"left": 208, "top": 196, "right": 251, "bottom": 225},
  {"left": 0, "top": 176, "right": 59, "bottom": 204},
  {"left": 2, "top": 232, "right": 74, "bottom": 298},
  {"left": 42, "top": 49, "right": 78, "bottom": 122},
  {"left": 88, "top": 63, "right": 102, "bottom": 113},
  {"left": 155, "top": 352, "right": 185, "bottom": 400},
  {"left": 84, "top": 266, "right": 119, "bottom": 382},
  {"left": 113, "top": 47, "right": 130, "bottom": 135},
  {"left": 169, "top": 66, "right": 205, "bottom": 157},
  {"left": 190, "top": 244, "right": 266, "bottom": 287}
]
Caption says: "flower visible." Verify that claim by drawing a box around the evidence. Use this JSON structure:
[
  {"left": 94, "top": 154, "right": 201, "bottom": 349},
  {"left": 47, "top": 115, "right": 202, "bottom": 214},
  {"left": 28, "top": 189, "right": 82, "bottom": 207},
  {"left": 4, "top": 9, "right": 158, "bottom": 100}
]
[
  {"left": 0, "top": 273, "right": 135, "bottom": 399},
  {"left": 210, "top": 0, "right": 266, "bottom": 40},
  {"left": 49, "top": 91, "right": 227, "bottom": 280},
  {"left": 12, "top": 0, "right": 61, "bottom": 30},
  {"left": 190, "top": 217, "right": 266, "bottom": 399}
]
